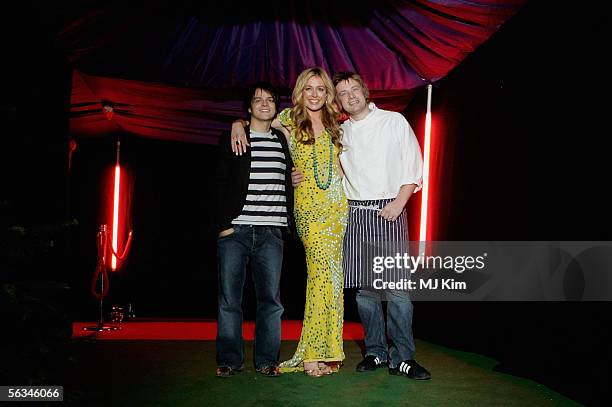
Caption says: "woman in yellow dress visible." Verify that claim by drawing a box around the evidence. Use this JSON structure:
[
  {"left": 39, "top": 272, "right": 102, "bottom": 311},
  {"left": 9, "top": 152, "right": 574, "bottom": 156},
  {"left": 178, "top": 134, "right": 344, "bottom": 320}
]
[
  {"left": 276, "top": 68, "right": 348, "bottom": 376},
  {"left": 231, "top": 67, "right": 347, "bottom": 377}
]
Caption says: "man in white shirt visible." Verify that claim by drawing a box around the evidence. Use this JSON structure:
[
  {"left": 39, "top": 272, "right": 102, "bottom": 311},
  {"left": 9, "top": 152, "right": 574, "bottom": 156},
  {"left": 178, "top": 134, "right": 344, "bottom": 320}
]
[{"left": 333, "top": 72, "right": 430, "bottom": 380}]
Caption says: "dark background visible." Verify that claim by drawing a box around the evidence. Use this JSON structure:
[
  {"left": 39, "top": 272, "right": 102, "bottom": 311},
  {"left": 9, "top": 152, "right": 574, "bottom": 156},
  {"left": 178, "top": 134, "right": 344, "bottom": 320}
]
[{"left": 2, "top": 2, "right": 611, "bottom": 405}]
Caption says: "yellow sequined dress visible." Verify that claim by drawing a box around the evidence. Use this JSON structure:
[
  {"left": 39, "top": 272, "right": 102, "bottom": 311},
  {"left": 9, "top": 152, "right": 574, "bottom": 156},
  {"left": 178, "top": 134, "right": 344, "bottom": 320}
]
[{"left": 278, "top": 108, "right": 348, "bottom": 372}]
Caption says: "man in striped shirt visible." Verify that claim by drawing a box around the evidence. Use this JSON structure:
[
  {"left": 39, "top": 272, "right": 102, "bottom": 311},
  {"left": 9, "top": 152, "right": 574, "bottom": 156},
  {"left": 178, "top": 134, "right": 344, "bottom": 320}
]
[{"left": 214, "top": 83, "right": 294, "bottom": 378}]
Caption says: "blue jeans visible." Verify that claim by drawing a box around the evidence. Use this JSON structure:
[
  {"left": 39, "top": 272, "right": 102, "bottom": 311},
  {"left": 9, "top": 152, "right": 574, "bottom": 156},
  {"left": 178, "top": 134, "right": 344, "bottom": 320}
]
[
  {"left": 356, "top": 289, "right": 415, "bottom": 368},
  {"left": 216, "top": 225, "right": 284, "bottom": 369}
]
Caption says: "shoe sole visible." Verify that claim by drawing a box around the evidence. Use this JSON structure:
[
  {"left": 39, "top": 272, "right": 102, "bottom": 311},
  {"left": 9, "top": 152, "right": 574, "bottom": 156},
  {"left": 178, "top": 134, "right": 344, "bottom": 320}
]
[
  {"left": 388, "top": 370, "right": 431, "bottom": 380},
  {"left": 356, "top": 365, "right": 386, "bottom": 372},
  {"left": 215, "top": 373, "right": 234, "bottom": 378},
  {"left": 216, "top": 367, "right": 243, "bottom": 378},
  {"left": 258, "top": 371, "right": 280, "bottom": 378}
]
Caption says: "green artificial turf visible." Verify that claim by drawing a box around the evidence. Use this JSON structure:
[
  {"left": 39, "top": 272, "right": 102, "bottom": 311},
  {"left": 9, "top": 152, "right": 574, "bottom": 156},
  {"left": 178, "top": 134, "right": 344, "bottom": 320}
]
[{"left": 67, "top": 339, "right": 580, "bottom": 406}]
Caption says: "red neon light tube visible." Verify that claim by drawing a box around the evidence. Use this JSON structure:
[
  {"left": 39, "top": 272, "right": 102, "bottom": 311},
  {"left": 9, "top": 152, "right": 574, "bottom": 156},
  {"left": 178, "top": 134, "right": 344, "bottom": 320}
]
[
  {"left": 111, "top": 163, "right": 120, "bottom": 270},
  {"left": 419, "top": 84, "right": 433, "bottom": 243}
]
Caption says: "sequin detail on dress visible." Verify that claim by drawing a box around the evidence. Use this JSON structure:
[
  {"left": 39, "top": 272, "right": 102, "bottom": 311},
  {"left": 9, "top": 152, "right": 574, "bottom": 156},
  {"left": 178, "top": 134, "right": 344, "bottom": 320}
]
[{"left": 278, "top": 107, "right": 348, "bottom": 372}]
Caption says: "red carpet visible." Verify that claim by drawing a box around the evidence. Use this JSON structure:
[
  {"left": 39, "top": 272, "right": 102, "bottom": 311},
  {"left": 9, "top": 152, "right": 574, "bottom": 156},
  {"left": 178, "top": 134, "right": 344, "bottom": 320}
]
[{"left": 72, "top": 320, "right": 364, "bottom": 340}]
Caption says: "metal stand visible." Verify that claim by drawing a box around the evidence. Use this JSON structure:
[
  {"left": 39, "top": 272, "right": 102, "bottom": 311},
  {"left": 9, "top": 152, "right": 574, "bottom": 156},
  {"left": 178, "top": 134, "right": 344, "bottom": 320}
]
[
  {"left": 83, "top": 225, "right": 122, "bottom": 332},
  {"left": 82, "top": 272, "right": 122, "bottom": 332}
]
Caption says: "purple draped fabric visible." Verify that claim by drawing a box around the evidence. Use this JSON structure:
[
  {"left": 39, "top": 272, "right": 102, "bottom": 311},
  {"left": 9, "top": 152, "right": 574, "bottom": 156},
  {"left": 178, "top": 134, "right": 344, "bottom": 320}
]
[{"left": 61, "top": 0, "right": 525, "bottom": 143}]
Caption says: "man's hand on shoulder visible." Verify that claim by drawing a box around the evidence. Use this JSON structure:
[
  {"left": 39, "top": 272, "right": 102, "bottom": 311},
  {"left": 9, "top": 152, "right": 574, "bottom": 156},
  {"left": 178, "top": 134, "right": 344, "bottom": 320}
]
[{"left": 231, "top": 120, "right": 250, "bottom": 155}]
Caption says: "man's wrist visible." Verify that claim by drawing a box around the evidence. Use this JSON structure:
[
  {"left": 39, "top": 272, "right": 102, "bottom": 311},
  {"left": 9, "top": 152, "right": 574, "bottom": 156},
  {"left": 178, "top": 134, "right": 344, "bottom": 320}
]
[{"left": 393, "top": 196, "right": 409, "bottom": 207}]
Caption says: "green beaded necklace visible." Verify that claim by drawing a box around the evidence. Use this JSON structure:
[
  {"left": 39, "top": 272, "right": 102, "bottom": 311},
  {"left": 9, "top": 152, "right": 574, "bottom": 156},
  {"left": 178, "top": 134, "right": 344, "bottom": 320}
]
[{"left": 312, "top": 130, "right": 334, "bottom": 190}]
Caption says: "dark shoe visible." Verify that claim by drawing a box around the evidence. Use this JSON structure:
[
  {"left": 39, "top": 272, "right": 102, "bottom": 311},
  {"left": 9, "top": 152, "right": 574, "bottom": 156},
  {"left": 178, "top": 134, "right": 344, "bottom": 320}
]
[
  {"left": 356, "top": 355, "right": 387, "bottom": 372},
  {"left": 215, "top": 364, "right": 244, "bottom": 378},
  {"left": 257, "top": 365, "right": 280, "bottom": 377},
  {"left": 388, "top": 360, "right": 431, "bottom": 380}
]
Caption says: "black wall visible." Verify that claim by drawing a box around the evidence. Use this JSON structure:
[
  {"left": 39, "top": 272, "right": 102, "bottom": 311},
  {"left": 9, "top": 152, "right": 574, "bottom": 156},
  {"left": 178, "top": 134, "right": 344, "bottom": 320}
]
[{"left": 404, "top": 3, "right": 611, "bottom": 405}]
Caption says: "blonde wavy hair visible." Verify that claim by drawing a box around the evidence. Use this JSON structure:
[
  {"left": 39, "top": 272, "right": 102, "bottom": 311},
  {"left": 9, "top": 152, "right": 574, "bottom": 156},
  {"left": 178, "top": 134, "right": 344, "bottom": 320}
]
[{"left": 291, "top": 67, "right": 342, "bottom": 153}]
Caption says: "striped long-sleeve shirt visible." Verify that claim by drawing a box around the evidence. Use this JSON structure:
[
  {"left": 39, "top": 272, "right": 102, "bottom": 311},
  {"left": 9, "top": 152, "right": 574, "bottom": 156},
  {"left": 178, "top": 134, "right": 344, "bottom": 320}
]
[{"left": 232, "top": 130, "right": 288, "bottom": 227}]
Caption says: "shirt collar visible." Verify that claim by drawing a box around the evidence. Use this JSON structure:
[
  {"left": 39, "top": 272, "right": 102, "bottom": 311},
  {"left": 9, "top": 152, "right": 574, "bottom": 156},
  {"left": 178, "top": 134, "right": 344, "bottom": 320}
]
[{"left": 349, "top": 102, "right": 377, "bottom": 125}]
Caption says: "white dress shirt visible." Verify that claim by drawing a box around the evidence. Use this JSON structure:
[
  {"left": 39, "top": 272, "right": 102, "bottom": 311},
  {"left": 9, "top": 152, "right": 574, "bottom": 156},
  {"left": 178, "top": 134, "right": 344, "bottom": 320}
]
[{"left": 340, "top": 103, "right": 423, "bottom": 200}]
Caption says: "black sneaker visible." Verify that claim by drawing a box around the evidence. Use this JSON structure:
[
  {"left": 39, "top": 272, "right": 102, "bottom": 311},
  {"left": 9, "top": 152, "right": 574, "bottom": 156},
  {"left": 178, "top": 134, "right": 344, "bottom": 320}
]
[
  {"left": 256, "top": 366, "right": 280, "bottom": 377},
  {"left": 356, "top": 355, "right": 387, "bottom": 372},
  {"left": 388, "top": 360, "right": 431, "bottom": 380},
  {"left": 215, "top": 364, "right": 244, "bottom": 378}
]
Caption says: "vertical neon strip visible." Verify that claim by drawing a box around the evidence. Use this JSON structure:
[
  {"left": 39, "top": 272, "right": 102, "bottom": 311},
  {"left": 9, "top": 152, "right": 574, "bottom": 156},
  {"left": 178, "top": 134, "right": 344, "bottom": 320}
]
[
  {"left": 111, "top": 164, "right": 120, "bottom": 270},
  {"left": 419, "top": 84, "right": 433, "bottom": 243}
]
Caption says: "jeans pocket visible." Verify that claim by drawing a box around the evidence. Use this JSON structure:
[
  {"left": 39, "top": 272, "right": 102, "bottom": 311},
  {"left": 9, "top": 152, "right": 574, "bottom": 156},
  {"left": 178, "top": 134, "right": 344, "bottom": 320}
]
[{"left": 267, "top": 227, "right": 284, "bottom": 245}]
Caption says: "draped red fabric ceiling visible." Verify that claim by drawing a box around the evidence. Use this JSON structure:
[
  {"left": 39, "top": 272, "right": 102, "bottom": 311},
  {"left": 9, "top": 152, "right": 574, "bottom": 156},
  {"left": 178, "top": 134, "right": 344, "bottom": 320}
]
[{"left": 62, "top": 0, "right": 526, "bottom": 143}]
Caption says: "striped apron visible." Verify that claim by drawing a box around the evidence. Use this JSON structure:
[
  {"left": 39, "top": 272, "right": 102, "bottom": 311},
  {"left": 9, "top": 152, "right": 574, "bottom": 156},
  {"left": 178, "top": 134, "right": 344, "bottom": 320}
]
[{"left": 343, "top": 198, "right": 411, "bottom": 289}]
